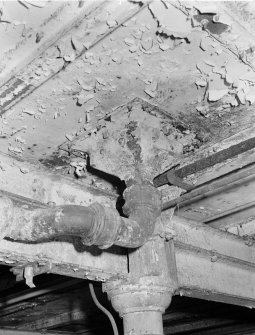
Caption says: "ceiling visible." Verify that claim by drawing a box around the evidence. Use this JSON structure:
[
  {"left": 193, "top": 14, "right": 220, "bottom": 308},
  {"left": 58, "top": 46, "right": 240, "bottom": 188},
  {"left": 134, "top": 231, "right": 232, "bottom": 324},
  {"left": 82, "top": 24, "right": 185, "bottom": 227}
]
[{"left": 1, "top": 0, "right": 255, "bottom": 333}]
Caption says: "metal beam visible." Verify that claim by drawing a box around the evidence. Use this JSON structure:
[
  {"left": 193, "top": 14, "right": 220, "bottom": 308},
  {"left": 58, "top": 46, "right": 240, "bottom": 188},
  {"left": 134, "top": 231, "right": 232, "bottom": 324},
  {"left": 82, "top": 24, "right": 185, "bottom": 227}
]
[
  {"left": 0, "top": 238, "right": 127, "bottom": 282},
  {"left": 0, "top": 154, "right": 126, "bottom": 281},
  {"left": 0, "top": 152, "right": 116, "bottom": 206},
  {"left": 1, "top": 153, "right": 255, "bottom": 306},
  {"left": 161, "top": 126, "right": 255, "bottom": 226},
  {"left": 2, "top": 210, "right": 254, "bottom": 305},
  {"left": 171, "top": 215, "right": 255, "bottom": 308},
  {"left": 155, "top": 136, "right": 255, "bottom": 188},
  {"left": 224, "top": 219, "right": 255, "bottom": 237},
  {"left": 162, "top": 162, "right": 255, "bottom": 213}
]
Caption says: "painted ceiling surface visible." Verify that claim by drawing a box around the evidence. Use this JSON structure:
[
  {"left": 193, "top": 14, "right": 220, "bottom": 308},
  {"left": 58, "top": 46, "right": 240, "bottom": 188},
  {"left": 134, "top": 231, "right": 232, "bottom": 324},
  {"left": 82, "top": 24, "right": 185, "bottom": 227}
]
[{"left": 0, "top": 0, "right": 255, "bottom": 192}]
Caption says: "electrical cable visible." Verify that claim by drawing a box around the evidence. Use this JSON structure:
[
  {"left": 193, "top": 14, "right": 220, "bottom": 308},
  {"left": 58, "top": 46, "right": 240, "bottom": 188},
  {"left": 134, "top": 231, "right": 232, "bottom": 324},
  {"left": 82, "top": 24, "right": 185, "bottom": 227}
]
[{"left": 89, "top": 282, "right": 119, "bottom": 335}]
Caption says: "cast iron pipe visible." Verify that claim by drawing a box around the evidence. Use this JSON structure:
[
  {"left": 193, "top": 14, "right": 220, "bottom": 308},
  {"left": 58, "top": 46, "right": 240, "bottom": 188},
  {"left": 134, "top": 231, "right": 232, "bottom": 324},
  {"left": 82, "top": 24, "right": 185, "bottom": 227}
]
[
  {"left": 122, "top": 183, "right": 162, "bottom": 245},
  {"left": 0, "top": 197, "right": 147, "bottom": 249}
]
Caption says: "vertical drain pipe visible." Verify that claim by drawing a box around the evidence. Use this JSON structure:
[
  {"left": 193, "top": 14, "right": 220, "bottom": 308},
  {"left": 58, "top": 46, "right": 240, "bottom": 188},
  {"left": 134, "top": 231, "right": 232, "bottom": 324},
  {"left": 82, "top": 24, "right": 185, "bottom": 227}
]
[{"left": 104, "top": 183, "right": 178, "bottom": 335}]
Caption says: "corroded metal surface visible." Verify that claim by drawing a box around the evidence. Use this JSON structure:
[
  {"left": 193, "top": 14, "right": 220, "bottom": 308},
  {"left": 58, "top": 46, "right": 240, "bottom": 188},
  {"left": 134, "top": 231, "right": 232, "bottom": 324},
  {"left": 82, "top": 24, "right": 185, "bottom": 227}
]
[
  {"left": 0, "top": 192, "right": 157, "bottom": 249},
  {"left": 0, "top": 152, "right": 117, "bottom": 206},
  {"left": 0, "top": 237, "right": 128, "bottom": 282},
  {"left": 170, "top": 214, "right": 255, "bottom": 308},
  {"left": 154, "top": 136, "right": 255, "bottom": 188},
  {"left": 122, "top": 183, "right": 162, "bottom": 245},
  {"left": 104, "top": 237, "right": 176, "bottom": 335}
]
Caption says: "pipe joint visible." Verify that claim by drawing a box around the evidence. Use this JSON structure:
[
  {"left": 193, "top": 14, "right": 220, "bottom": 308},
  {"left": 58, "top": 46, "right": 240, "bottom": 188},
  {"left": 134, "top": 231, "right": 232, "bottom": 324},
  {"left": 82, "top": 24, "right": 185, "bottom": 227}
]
[
  {"left": 123, "top": 184, "right": 162, "bottom": 219},
  {"left": 0, "top": 183, "right": 163, "bottom": 249},
  {"left": 81, "top": 203, "right": 121, "bottom": 249},
  {"left": 123, "top": 184, "right": 162, "bottom": 243}
]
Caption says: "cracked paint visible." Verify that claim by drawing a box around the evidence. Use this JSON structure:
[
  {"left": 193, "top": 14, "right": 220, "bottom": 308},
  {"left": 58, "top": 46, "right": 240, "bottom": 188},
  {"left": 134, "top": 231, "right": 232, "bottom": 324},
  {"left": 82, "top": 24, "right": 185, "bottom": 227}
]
[{"left": 0, "top": 0, "right": 255, "bottom": 191}]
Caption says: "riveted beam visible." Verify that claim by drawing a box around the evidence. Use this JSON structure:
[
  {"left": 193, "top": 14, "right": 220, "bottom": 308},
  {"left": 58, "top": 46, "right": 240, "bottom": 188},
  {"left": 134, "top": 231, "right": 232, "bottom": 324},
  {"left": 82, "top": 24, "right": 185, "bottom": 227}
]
[
  {"left": 171, "top": 215, "right": 255, "bottom": 308},
  {"left": 1, "top": 153, "right": 255, "bottom": 306},
  {"left": 0, "top": 237, "right": 128, "bottom": 282}
]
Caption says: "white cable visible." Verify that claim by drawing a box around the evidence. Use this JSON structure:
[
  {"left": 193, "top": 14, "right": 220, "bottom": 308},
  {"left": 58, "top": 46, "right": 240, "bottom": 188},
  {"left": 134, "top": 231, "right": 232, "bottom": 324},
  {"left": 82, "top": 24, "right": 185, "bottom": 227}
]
[{"left": 89, "top": 283, "right": 119, "bottom": 335}]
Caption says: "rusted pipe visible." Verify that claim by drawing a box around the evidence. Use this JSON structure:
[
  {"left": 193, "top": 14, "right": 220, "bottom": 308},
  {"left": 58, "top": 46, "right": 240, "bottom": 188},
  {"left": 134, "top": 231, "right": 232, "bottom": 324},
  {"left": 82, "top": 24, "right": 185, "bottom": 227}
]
[
  {"left": 0, "top": 197, "right": 147, "bottom": 249},
  {"left": 122, "top": 183, "right": 162, "bottom": 245}
]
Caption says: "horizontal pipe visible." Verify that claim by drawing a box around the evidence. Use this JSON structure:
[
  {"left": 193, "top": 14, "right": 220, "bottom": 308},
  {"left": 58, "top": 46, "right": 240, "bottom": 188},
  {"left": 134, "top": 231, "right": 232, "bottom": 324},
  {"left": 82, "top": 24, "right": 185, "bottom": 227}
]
[
  {"left": 204, "top": 199, "right": 255, "bottom": 223},
  {"left": 162, "top": 163, "right": 255, "bottom": 210},
  {"left": 0, "top": 197, "right": 145, "bottom": 249},
  {"left": 7, "top": 204, "right": 94, "bottom": 241},
  {"left": 154, "top": 137, "right": 255, "bottom": 188}
]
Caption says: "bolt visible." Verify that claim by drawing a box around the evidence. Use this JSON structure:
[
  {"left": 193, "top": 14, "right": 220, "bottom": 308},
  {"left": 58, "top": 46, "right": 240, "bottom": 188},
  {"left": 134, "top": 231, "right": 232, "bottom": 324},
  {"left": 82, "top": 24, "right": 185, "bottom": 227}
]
[
  {"left": 245, "top": 238, "right": 254, "bottom": 247},
  {"left": 211, "top": 254, "right": 218, "bottom": 262}
]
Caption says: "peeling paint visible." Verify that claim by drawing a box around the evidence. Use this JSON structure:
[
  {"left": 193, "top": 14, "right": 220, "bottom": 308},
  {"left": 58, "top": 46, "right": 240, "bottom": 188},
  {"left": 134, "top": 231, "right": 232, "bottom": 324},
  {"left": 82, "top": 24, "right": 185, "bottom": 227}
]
[{"left": 0, "top": 0, "right": 255, "bottom": 191}]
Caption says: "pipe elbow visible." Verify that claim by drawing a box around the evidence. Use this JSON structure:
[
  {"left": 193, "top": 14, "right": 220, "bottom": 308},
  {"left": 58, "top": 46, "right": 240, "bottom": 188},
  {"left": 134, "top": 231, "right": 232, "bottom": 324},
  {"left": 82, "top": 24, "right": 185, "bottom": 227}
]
[{"left": 0, "top": 183, "right": 162, "bottom": 249}]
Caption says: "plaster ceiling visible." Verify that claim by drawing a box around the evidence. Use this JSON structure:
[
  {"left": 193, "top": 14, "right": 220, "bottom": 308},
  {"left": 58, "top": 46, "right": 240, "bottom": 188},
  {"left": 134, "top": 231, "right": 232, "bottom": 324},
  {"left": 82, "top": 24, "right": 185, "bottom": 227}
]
[
  {"left": 1, "top": 2, "right": 255, "bottom": 333},
  {"left": 1, "top": 0, "right": 255, "bottom": 199}
]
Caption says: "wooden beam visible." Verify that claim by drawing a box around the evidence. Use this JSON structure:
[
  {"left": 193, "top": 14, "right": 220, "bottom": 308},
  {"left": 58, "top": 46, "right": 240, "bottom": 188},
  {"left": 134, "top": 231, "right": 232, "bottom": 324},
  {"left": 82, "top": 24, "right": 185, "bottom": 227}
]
[
  {"left": 187, "top": 323, "right": 255, "bottom": 335},
  {"left": 164, "top": 318, "right": 237, "bottom": 334},
  {"left": 21, "top": 310, "right": 87, "bottom": 331},
  {"left": 0, "top": 330, "right": 70, "bottom": 335}
]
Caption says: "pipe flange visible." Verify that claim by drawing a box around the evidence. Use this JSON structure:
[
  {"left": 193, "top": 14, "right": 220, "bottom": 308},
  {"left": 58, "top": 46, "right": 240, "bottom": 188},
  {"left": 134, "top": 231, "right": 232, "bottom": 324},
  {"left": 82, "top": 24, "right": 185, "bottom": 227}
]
[{"left": 103, "top": 279, "right": 174, "bottom": 317}]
